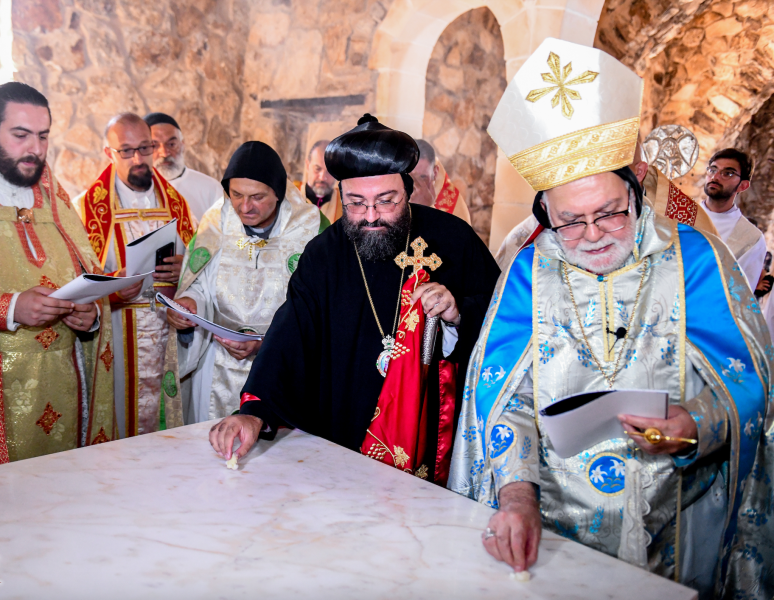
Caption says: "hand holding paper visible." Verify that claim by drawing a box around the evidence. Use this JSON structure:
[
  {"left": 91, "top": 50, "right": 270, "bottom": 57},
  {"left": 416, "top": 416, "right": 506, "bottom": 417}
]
[
  {"left": 157, "top": 293, "right": 264, "bottom": 343},
  {"left": 167, "top": 296, "right": 197, "bottom": 330},
  {"left": 61, "top": 301, "right": 98, "bottom": 331},
  {"left": 14, "top": 286, "right": 76, "bottom": 328},
  {"left": 115, "top": 268, "right": 145, "bottom": 301}
]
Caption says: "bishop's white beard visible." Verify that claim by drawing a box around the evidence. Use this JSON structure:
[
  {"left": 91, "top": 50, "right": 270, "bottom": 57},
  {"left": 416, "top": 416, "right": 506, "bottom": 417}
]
[{"left": 559, "top": 211, "right": 637, "bottom": 275}]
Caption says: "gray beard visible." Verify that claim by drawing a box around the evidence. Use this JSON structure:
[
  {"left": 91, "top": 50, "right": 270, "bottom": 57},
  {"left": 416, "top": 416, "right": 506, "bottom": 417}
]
[
  {"left": 155, "top": 157, "right": 185, "bottom": 180},
  {"left": 343, "top": 203, "right": 411, "bottom": 262}
]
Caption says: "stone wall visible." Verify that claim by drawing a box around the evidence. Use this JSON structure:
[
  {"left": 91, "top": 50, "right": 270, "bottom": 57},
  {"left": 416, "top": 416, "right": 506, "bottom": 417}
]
[
  {"left": 422, "top": 8, "right": 506, "bottom": 246},
  {"left": 11, "top": 0, "right": 251, "bottom": 197},
  {"left": 595, "top": 0, "right": 774, "bottom": 232},
  {"left": 735, "top": 93, "right": 774, "bottom": 239},
  {"left": 238, "top": 0, "right": 389, "bottom": 182},
  {"left": 10, "top": 0, "right": 393, "bottom": 197}
]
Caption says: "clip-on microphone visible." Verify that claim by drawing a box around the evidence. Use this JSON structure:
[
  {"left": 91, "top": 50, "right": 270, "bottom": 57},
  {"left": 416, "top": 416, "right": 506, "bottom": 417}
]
[{"left": 607, "top": 326, "right": 627, "bottom": 347}]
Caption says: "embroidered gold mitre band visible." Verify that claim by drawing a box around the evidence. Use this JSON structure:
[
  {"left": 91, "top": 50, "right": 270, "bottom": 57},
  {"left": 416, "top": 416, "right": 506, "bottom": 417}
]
[{"left": 508, "top": 117, "right": 640, "bottom": 192}]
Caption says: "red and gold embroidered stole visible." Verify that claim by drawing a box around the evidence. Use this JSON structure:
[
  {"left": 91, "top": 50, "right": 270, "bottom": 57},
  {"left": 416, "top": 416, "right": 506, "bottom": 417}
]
[
  {"left": 361, "top": 264, "right": 458, "bottom": 484},
  {"left": 433, "top": 172, "right": 460, "bottom": 215},
  {"left": 81, "top": 164, "right": 195, "bottom": 270}
]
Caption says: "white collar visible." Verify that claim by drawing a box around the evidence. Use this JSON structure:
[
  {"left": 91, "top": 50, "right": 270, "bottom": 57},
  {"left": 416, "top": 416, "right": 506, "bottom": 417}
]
[
  {"left": 0, "top": 171, "right": 35, "bottom": 208},
  {"left": 701, "top": 198, "right": 740, "bottom": 217},
  {"left": 0, "top": 171, "right": 31, "bottom": 196}
]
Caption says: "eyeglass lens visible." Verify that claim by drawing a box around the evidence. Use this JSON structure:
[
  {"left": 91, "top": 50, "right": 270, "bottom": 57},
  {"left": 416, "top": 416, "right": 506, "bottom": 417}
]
[{"left": 557, "top": 213, "right": 629, "bottom": 241}]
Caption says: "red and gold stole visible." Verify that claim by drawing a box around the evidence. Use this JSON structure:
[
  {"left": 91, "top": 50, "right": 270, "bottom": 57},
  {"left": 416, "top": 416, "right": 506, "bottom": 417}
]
[
  {"left": 362, "top": 268, "right": 430, "bottom": 477},
  {"left": 433, "top": 172, "right": 460, "bottom": 215},
  {"left": 361, "top": 235, "right": 458, "bottom": 484},
  {"left": 81, "top": 164, "right": 195, "bottom": 270}
]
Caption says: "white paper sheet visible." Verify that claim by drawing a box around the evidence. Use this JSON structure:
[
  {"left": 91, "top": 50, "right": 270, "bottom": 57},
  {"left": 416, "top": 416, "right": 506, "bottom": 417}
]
[
  {"left": 50, "top": 272, "right": 154, "bottom": 304},
  {"left": 539, "top": 389, "right": 668, "bottom": 458},
  {"left": 156, "top": 293, "right": 264, "bottom": 343},
  {"left": 125, "top": 218, "right": 178, "bottom": 292}
]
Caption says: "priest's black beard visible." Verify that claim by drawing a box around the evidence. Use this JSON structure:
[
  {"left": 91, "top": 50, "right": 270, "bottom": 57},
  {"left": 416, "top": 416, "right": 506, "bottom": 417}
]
[
  {"left": 343, "top": 202, "right": 411, "bottom": 262},
  {"left": 0, "top": 144, "right": 44, "bottom": 187},
  {"left": 127, "top": 164, "right": 153, "bottom": 191}
]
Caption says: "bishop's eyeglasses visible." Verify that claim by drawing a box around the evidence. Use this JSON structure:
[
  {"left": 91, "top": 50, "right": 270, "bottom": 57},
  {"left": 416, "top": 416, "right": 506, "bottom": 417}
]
[
  {"left": 550, "top": 208, "right": 631, "bottom": 241},
  {"left": 343, "top": 197, "right": 404, "bottom": 215},
  {"left": 109, "top": 142, "right": 158, "bottom": 159}
]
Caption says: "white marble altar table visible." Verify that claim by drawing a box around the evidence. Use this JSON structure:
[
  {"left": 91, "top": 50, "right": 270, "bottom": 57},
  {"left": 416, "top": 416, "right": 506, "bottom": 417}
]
[{"left": 0, "top": 423, "right": 697, "bottom": 599}]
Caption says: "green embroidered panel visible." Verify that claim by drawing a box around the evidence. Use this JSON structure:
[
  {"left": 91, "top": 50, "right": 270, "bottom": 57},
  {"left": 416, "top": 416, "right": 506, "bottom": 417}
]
[
  {"left": 162, "top": 371, "right": 178, "bottom": 397},
  {"left": 189, "top": 247, "right": 211, "bottom": 273}
]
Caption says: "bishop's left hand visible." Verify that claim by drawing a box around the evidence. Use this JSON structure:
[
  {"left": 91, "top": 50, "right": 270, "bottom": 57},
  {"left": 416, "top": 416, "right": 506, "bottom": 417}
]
[
  {"left": 412, "top": 282, "right": 460, "bottom": 326},
  {"left": 154, "top": 255, "right": 184, "bottom": 283},
  {"left": 62, "top": 301, "right": 98, "bottom": 332},
  {"left": 619, "top": 405, "right": 698, "bottom": 455},
  {"left": 214, "top": 335, "right": 262, "bottom": 361}
]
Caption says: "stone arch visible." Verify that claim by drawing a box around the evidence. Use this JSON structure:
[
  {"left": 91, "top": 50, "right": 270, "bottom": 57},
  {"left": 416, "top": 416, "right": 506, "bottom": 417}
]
[
  {"left": 421, "top": 7, "right": 506, "bottom": 246},
  {"left": 370, "top": 0, "right": 607, "bottom": 251}
]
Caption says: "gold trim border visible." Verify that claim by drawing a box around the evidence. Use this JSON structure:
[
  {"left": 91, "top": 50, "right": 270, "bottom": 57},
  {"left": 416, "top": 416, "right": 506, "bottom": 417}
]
[{"left": 508, "top": 117, "right": 640, "bottom": 192}]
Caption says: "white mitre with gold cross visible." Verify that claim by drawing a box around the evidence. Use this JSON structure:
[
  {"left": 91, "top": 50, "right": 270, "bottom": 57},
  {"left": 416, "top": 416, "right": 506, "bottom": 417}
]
[{"left": 488, "top": 38, "right": 643, "bottom": 192}]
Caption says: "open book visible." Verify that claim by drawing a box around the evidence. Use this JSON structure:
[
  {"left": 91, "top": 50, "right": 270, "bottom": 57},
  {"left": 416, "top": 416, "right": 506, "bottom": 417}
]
[
  {"left": 539, "top": 389, "right": 668, "bottom": 458},
  {"left": 156, "top": 293, "right": 264, "bottom": 343}
]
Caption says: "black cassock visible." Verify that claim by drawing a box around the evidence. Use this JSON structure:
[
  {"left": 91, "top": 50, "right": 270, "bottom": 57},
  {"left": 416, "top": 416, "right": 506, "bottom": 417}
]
[{"left": 240, "top": 203, "right": 500, "bottom": 476}]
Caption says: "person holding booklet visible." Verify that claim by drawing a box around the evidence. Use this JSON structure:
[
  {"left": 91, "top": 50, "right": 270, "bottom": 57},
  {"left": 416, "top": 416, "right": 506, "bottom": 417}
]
[
  {"left": 449, "top": 39, "right": 772, "bottom": 599},
  {"left": 0, "top": 82, "right": 118, "bottom": 461},
  {"left": 76, "top": 112, "right": 196, "bottom": 439},
  {"left": 162, "top": 142, "right": 326, "bottom": 426}
]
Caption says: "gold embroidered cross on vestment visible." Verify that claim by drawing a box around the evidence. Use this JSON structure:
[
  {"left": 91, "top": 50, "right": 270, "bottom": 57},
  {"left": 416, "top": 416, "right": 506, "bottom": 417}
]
[
  {"left": 525, "top": 52, "right": 599, "bottom": 120},
  {"left": 394, "top": 237, "right": 442, "bottom": 277},
  {"left": 236, "top": 237, "right": 268, "bottom": 261}
]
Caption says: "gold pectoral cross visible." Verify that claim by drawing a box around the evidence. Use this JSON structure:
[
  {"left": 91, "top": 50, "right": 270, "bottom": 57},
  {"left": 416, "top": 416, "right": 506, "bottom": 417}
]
[
  {"left": 236, "top": 237, "right": 268, "bottom": 261},
  {"left": 394, "top": 237, "right": 442, "bottom": 277}
]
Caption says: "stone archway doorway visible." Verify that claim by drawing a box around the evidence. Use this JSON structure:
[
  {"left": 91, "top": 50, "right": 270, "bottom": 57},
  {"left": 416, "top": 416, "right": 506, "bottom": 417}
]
[{"left": 370, "top": 0, "right": 607, "bottom": 252}]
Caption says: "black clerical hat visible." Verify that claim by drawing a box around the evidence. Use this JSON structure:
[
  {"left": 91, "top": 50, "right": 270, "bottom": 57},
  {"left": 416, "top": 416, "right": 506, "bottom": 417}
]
[
  {"left": 324, "top": 114, "right": 419, "bottom": 182},
  {"left": 221, "top": 141, "right": 287, "bottom": 201},
  {"left": 143, "top": 112, "right": 181, "bottom": 131}
]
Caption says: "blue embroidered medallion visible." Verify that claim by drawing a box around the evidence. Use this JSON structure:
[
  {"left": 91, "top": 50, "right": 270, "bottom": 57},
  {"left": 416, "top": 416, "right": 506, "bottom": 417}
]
[
  {"left": 489, "top": 424, "right": 516, "bottom": 459},
  {"left": 586, "top": 453, "right": 626, "bottom": 496}
]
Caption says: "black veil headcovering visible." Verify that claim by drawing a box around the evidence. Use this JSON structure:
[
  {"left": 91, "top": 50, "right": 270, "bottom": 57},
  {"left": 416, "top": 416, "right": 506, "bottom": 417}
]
[
  {"left": 532, "top": 167, "right": 644, "bottom": 229},
  {"left": 221, "top": 141, "right": 287, "bottom": 201},
  {"left": 325, "top": 114, "right": 419, "bottom": 197}
]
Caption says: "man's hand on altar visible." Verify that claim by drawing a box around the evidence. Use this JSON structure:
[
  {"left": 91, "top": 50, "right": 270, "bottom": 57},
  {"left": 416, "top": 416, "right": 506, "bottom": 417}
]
[
  {"left": 115, "top": 268, "right": 144, "bottom": 301},
  {"left": 167, "top": 296, "right": 197, "bottom": 330},
  {"left": 214, "top": 335, "right": 262, "bottom": 361},
  {"left": 209, "top": 415, "right": 263, "bottom": 460},
  {"left": 15, "top": 286, "right": 76, "bottom": 328},
  {"left": 619, "top": 405, "right": 699, "bottom": 455},
  {"left": 62, "top": 301, "right": 98, "bottom": 331},
  {"left": 154, "top": 255, "right": 184, "bottom": 283},
  {"left": 412, "top": 282, "right": 460, "bottom": 326},
  {"left": 484, "top": 482, "right": 542, "bottom": 573}
]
